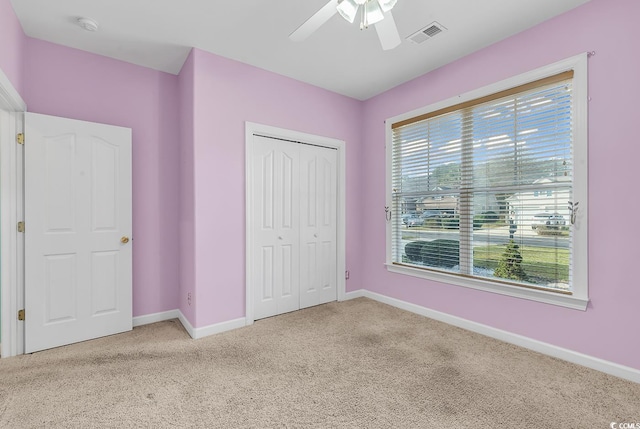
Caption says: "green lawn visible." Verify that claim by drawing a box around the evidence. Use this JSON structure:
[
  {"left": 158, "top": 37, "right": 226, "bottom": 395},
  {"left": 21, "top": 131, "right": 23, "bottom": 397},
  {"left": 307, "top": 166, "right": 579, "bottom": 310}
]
[{"left": 474, "top": 244, "right": 569, "bottom": 284}]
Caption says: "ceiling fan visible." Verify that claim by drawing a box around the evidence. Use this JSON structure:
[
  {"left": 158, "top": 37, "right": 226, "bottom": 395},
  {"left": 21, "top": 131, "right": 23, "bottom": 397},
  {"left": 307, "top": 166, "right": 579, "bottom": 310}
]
[{"left": 290, "top": 0, "right": 401, "bottom": 51}]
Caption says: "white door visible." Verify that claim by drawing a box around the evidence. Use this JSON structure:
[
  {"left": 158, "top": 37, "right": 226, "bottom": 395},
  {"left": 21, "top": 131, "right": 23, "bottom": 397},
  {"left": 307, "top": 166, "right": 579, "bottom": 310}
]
[
  {"left": 25, "top": 112, "right": 132, "bottom": 353},
  {"left": 251, "top": 135, "right": 337, "bottom": 320},
  {"left": 251, "top": 137, "right": 300, "bottom": 319},
  {"left": 299, "top": 144, "right": 337, "bottom": 309}
]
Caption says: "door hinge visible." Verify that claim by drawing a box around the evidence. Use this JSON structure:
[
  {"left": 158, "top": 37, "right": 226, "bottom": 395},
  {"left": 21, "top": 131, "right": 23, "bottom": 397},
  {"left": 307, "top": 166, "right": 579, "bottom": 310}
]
[
  {"left": 16, "top": 133, "right": 24, "bottom": 145},
  {"left": 17, "top": 221, "right": 24, "bottom": 233},
  {"left": 18, "top": 309, "right": 25, "bottom": 321}
]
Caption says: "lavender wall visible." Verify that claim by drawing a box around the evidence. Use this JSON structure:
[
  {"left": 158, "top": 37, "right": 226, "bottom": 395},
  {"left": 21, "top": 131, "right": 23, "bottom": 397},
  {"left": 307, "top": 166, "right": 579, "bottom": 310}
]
[
  {"left": 23, "top": 39, "right": 181, "bottom": 318},
  {"left": 361, "top": 0, "right": 640, "bottom": 370},
  {"left": 0, "top": 0, "right": 24, "bottom": 94},
  {"left": 177, "top": 50, "right": 196, "bottom": 323},
  {"left": 187, "top": 49, "right": 363, "bottom": 328},
  {"left": 4, "top": 0, "right": 636, "bottom": 372}
]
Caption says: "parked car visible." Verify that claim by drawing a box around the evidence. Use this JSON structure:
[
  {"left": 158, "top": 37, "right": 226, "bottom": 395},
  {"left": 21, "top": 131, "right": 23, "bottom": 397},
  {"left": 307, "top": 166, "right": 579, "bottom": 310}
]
[
  {"left": 401, "top": 212, "right": 417, "bottom": 224},
  {"left": 531, "top": 213, "right": 566, "bottom": 229},
  {"left": 419, "top": 210, "right": 442, "bottom": 219},
  {"left": 403, "top": 213, "right": 423, "bottom": 228}
]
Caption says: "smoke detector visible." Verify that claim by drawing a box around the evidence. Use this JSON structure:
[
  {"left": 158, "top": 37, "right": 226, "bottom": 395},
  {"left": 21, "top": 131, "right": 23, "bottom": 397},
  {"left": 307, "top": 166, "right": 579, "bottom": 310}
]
[
  {"left": 406, "top": 21, "right": 446, "bottom": 44},
  {"left": 76, "top": 17, "right": 99, "bottom": 32}
]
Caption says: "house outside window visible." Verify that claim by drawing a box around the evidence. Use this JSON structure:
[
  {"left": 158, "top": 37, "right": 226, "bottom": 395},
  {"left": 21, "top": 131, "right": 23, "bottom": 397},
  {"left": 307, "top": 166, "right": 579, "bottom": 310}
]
[{"left": 385, "top": 55, "right": 588, "bottom": 310}]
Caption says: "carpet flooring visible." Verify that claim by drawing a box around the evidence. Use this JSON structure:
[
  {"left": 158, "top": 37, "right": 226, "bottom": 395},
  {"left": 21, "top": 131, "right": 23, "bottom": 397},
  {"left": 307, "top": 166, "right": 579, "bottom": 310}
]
[{"left": 0, "top": 297, "right": 638, "bottom": 428}]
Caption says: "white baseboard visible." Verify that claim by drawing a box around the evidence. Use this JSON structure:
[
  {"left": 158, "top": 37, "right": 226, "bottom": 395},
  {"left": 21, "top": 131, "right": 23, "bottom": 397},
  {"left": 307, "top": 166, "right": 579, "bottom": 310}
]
[
  {"left": 177, "top": 310, "right": 195, "bottom": 338},
  {"left": 175, "top": 310, "right": 245, "bottom": 340},
  {"left": 133, "top": 309, "right": 245, "bottom": 340},
  {"left": 344, "top": 289, "right": 640, "bottom": 384},
  {"left": 133, "top": 309, "right": 181, "bottom": 327},
  {"left": 192, "top": 316, "right": 246, "bottom": 340},
  {"left": 343, "top": 289, "right": 366, "bottom": 300}
]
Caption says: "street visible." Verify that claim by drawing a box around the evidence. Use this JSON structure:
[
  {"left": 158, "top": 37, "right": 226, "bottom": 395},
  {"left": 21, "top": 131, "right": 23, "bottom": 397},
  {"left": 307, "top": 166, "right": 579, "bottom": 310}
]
[{"left": 400, "top": 225, "right": 570, "bottom": 249}]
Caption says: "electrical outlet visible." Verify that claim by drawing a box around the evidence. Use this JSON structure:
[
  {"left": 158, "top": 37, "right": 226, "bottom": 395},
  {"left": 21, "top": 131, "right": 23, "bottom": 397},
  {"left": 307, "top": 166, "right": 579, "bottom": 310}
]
[
  {"left": 345, "top": 270, "right": 350, "bottom": 280},
  {"left": 187, "top": 292, "right": 192, "bottom": 306}
]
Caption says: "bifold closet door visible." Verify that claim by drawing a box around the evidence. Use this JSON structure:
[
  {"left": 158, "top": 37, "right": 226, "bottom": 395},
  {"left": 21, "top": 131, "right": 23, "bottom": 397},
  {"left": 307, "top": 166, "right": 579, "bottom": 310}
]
[
  {"left": 251, "top": 137, "right": 301, "bottom": 320},
  {"left": 251, "top": 135, "right": 337, "bottom": 320},
  {"left": 299, "top": 144, "right": 337, "bottom": 309}
]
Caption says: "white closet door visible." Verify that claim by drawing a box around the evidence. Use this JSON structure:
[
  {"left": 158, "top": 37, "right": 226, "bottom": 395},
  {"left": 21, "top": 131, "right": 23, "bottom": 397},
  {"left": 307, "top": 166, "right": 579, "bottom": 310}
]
[
  {"left": 299, "top": 144, "right": 337, "bottom": 309},
  {"left": 25, "top": 112, "right": 132, "bottom": 353},
  {"left": 251, "top": 136, "right": 300, "bottom": 319}
]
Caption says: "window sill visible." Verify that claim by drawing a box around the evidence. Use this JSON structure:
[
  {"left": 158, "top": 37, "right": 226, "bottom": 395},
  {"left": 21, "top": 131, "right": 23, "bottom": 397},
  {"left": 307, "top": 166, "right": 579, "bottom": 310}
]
[{"left": 385, "top": 263, "right": 588, "bottom": 311}]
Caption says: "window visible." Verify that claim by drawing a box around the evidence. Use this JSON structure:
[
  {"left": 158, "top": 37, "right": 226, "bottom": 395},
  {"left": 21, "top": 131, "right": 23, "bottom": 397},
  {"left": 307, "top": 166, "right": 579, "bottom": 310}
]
[{"left": 385, "top": 55, "right": 588, "bottom": 310}]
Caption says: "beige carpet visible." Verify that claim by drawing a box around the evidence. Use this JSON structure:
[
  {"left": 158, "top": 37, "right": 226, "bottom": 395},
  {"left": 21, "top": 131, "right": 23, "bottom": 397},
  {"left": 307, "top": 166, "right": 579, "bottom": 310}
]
[{"left": 0, "top": 298, "right": 638, "bottom": 428}]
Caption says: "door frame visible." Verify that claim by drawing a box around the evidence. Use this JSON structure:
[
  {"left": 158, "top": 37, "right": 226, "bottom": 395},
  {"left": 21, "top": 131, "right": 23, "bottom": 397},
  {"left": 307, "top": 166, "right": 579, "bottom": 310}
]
[
  {"left": 0, "top": 67, "right": 26, "bottom": 358},
  {"left": 245, "top": 122, "right": 346, "bottom": 324}
]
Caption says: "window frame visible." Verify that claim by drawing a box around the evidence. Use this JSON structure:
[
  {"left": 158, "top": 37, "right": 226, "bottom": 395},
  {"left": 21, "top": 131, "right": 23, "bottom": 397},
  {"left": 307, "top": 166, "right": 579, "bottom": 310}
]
[{"left": 385, "top": 54, "right": 588, "bottom": 310}]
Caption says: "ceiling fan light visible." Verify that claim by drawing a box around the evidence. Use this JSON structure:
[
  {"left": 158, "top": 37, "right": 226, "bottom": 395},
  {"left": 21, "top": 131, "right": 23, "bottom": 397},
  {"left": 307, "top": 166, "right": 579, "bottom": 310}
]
[
  {"left": 365, "top": 0, "right": 384, "bottom": 25},
  {"left": 377, "top": 0, "right": 397, "bottom": 13},
  {"left": 337, "top": 0, "right": 359, "bottom": 24}
]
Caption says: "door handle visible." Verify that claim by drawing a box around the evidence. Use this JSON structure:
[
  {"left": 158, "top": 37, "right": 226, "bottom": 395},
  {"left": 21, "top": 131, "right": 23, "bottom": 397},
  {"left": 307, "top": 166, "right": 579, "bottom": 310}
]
[{"left": 121, "top": 236, "right": 130, "bottom": 244}]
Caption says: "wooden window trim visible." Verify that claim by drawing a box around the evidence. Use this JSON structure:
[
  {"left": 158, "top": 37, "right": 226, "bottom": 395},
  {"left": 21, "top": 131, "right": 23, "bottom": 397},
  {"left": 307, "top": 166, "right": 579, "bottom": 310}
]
[{"left": 391, "top": 70, "right": 574, "bottom": 129}]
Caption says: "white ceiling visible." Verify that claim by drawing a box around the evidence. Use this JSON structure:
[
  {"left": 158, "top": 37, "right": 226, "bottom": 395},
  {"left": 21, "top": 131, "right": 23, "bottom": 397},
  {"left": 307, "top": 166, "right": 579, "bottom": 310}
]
[{"left": 11, "top": 0, "right": 592, "bottom": 100}]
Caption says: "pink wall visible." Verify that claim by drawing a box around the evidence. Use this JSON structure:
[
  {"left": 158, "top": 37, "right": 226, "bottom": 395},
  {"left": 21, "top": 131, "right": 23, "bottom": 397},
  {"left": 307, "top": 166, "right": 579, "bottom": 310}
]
[
  {"left": 5, "top": 0, "right": 635, "bottom": 372},
  {"left": 361, "top": 0, "right": 640, "bottom": 370},
  {"left": 23, "top": 39, "right": 181, "bottom": 318},
  {"left": 187, "top": 49, "right": 363, "bottom": 327},
  {"left": 0, "top": 0, "right": 24, "bottom": 94},
  {"left": 177, "top": 50, "right": 196, "bottom": 323}
]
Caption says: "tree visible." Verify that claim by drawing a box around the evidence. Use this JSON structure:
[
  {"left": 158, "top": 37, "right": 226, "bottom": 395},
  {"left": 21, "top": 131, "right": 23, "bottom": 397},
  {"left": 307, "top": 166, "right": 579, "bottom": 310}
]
[
  {"left": 494, "top": 240, "right": 527, "bottom": 281},
  {"left": 431, "top": 163, "right": 460, "bottom": 189}
]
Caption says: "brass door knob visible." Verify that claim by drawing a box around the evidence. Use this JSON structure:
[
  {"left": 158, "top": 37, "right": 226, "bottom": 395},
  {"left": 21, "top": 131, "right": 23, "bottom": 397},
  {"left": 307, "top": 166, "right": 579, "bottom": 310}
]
[{"left": 121, "top": 236, "right": 130, "bottom": 244}]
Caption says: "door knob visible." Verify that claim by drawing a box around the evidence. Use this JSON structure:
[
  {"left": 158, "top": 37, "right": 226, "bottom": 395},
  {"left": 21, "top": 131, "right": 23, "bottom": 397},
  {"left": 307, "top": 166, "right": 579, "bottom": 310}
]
[
  {"left": 121, "top": 236, "right": 130, "bottom": 244},
  {"left": 278, "top": 236, "right": 283, "bottom": 240},
  {"left": 314, "top": 233, "right": 318, "bottom": 238}
]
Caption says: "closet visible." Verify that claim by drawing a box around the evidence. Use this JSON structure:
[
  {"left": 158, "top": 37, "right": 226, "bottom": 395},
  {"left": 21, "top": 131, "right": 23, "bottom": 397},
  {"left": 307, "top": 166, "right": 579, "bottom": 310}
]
[{"left": 249, "top": 134, "right": 337, "bottom": 320}]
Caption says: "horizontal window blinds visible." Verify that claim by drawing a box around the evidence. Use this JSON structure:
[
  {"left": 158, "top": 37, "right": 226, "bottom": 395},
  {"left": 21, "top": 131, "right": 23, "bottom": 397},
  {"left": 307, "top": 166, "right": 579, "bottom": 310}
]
[{"left": 391, "top": 72, "right": 574, "bottom": 293}]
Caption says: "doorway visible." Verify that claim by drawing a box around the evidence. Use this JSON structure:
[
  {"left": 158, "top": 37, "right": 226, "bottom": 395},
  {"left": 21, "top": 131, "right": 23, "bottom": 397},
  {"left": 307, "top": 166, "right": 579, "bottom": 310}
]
[
  {"left": 0, "top": 68, "right": 26, "bottom": 358},
  {"left": 245, "top": 123, "right": 346, "bottom": 323},
  {"left": 0, "top": 68, "right": 133, "bottom": 356}
]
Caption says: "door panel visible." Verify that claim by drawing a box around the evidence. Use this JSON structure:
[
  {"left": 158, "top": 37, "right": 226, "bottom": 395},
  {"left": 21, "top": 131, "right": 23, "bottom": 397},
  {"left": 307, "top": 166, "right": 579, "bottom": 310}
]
[
  {"left": 91, "top": 137, "right": 119, "bottom": 231},
  {"left": 90, "top": 250, "right": 119, "bottom": 315},
  {"left": 281, "top": 244, "right": 294, "bottom": 297},
  {"left": 299, "top": 144, "right": 337, "bottom": 309},
  {"left": 302, "top": 242, "right": 317, "bottom": 293},
  {"left": 25, "top": 112, "right": 132, "bottom": 353},
  {"left": 44, "top": 254, "right": 77, "bottom": 323},
  {"left": 44, "top": 134, "right": 76, "bottom": 232},
  {"left": 281, "top": 152, "right": 294, "bottom": 230},
  {"left": 252, "top": 137, "right": 300, "bottom": 319},
  {"left": 261, "top": 246, "right": 274, "bottom": 299},
  {"left": 261, "top": 151, "right": 275, "bottom": 229},
  {"left": 305, "top": 157, "right": 317, "bottom": 227}
]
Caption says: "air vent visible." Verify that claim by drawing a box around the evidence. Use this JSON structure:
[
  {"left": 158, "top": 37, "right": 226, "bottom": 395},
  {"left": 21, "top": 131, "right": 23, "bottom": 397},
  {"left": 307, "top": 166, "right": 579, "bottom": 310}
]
[{"left": 406, "top": 21, "right": 447, "bottom": 44}]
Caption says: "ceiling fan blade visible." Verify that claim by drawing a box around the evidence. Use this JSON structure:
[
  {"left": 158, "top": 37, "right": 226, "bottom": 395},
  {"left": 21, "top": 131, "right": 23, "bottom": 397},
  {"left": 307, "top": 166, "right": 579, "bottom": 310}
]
[
  {"left": 289, "top": 0, "right": 339, "bottom": 42},
  {"left": 375, "top": 11, "right": 401, "bottom": 50}
]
